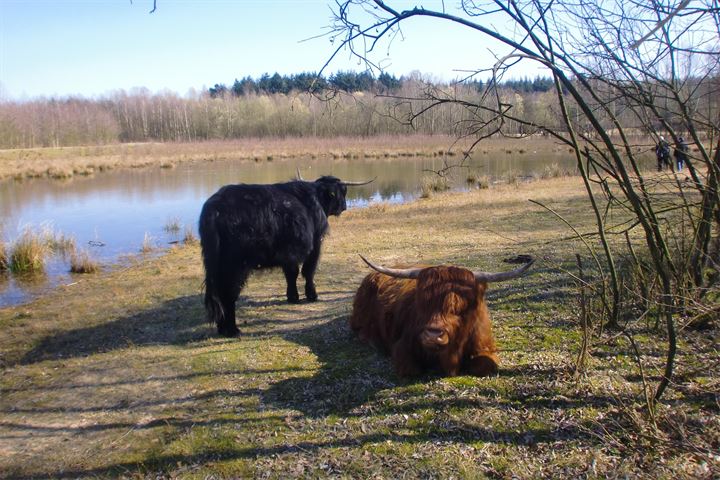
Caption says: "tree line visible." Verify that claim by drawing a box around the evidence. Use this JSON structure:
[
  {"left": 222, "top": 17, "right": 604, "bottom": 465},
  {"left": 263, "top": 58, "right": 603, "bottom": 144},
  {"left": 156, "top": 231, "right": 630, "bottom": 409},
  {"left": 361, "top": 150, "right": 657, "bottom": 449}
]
[
  {"left": 0, "top": 70, "right": 714, "bottom": 149},
  {"left": 207, "top": 71, "right": 554, "bottom": 98},
  {"left": 0, "top": 73, "right": 557, "bottom": 148}
]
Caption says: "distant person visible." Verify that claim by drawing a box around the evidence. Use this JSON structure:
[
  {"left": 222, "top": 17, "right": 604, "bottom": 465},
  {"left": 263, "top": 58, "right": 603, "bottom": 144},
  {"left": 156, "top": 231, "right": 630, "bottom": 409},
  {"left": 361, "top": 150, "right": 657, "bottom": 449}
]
[
  {"left": 674, "top": 136, "right": 688, "bottom": 172},
  {"left": 656, "top": 136, "right": 671, "bottom": 171}
]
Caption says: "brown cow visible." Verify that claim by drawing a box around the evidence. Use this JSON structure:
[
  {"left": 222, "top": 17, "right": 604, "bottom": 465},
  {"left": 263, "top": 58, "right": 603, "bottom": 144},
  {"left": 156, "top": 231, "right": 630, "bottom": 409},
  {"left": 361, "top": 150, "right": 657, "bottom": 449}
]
[{"left": 350, "top": 255, "right": 533, "bottom": 377}]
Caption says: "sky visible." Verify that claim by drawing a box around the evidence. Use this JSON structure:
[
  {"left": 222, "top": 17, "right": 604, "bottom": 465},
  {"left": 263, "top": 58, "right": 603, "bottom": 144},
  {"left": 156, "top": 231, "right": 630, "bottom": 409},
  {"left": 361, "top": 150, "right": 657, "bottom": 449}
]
[{"left": 0, "top": 0, "right": 547, "bottom": 100}]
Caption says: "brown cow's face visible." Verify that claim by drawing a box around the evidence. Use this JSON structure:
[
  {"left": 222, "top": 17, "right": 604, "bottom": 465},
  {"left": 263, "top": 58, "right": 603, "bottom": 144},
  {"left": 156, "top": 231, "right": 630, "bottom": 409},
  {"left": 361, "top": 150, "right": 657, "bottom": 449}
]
[
  {"left": 420, "top": 313, "right": 458, "bottom": 350},
  {"left": 415, "top": 267, "right": 478, "bottom": 352}
]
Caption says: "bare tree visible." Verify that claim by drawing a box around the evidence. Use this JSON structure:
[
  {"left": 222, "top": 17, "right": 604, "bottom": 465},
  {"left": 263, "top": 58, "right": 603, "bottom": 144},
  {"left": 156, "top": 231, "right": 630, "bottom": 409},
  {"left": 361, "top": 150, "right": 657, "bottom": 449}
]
[{"left": 327, "top": 0, "right": 720, "bottom": 404}]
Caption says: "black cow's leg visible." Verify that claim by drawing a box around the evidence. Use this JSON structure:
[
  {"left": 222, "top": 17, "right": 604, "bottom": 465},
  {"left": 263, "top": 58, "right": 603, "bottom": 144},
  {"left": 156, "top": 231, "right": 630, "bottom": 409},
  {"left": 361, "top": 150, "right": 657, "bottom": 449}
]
[
  {"left": 217, "top": 288, "right": 240, "bottom": 337},
  {"left": 301, "top": 242, "right": 321, "bottom": 302},
  {"left": 283, "top": 263, "right": 301, "bottom": 304},
  {"left": 217, "top": 267, "right": 248, "bottom": 337}
]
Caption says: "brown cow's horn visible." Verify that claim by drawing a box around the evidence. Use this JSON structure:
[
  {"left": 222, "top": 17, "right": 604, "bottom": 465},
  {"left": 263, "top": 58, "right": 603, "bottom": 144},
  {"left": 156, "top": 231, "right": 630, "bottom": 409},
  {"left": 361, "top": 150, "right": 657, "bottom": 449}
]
[
  {"left": 473, "top": 258, "right": 534, "bottom": 283},
  {"left": 359, "top": 255, "right": 423, "bottom": 279},
  {"left": 341, "top": 177, "right": 376, "bottom": 186}
]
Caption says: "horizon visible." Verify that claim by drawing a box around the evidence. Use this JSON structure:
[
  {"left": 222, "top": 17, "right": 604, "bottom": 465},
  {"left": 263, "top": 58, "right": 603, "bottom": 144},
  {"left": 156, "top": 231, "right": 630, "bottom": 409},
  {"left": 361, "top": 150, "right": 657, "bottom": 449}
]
[{"left": 0, "top": 0, "right": 547, "bottom": 101}]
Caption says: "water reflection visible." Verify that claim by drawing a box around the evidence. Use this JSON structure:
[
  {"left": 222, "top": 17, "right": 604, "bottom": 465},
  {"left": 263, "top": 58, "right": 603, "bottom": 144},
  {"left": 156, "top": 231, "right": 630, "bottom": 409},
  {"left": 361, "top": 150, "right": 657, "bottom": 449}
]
[{"left": 0, "top": 152, "right": 578, "bottom": 306}]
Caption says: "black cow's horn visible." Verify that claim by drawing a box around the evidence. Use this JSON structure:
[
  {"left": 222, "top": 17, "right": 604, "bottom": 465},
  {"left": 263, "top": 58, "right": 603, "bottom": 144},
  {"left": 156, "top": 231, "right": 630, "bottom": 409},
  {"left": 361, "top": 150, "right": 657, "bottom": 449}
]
[
  {"left": 341, "top": 177, "right": 376, "bottom": 186},
  {"left": 296, "top": 167, "right": 304, "bottom": 181},
  {"left": 473, "top": 258, "right": 534, "bottom": 283},
  {"left": 359, "top": 255, "right": 423, "bottom": 279}
]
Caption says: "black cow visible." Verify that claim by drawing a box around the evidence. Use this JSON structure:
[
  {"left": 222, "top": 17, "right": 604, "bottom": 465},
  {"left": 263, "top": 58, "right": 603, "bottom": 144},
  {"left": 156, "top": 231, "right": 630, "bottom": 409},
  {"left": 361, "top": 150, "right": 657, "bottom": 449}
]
[{"left": 199, "top": 175, "right": 370, "bottom": 336}]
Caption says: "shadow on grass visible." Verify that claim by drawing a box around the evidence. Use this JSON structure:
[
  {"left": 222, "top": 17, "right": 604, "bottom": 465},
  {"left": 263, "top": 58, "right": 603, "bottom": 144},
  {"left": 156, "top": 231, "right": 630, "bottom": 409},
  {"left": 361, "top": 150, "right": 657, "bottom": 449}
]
[
  {"left": 0, "top": 411, "right": 281, "bottom": 439},
  {"left": 262, "top": 313, "right": 400, "bottom": 417},
  {"left": 3, "top": 274, "right": 626, "bottom": 479},
  {"left": 15, "top": 284, "right": 359, "bottom": 367},
  {"left": 262, "top": 314, "right": 619, "bottom": 414},
  {"left": 1, "top": 423, "right": 586, "bottom": 480},
  {"left": 18, "top": 294, "right": 208, "bottom": 366}
]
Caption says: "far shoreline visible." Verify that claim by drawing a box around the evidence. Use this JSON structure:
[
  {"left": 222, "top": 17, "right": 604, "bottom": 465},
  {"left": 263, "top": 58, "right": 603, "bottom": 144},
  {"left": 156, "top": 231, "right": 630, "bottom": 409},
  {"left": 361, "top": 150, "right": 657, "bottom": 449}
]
[{"left": 0, "top": 134, "right": 570, "bottom": 182}]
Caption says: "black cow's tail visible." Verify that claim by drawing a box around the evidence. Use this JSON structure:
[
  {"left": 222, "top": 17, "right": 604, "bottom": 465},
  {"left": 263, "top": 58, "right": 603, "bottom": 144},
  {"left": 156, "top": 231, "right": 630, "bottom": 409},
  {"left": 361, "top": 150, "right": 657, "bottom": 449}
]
[{"left": 199, "top": 204, "right": 224, "bottom": 329}]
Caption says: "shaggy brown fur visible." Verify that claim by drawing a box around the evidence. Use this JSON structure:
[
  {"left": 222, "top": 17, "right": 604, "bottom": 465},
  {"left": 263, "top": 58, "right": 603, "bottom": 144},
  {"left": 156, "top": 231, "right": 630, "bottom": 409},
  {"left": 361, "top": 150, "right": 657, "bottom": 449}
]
[{"left": 350, "top": 266, "right": 499, "bottom": 377}]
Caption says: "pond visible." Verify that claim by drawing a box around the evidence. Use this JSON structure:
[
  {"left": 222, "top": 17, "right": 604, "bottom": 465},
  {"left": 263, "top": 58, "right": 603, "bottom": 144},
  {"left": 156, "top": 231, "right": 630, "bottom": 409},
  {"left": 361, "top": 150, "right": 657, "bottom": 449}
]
[{"left": 0, "top": 150, "right": 577, "bottom": 306}]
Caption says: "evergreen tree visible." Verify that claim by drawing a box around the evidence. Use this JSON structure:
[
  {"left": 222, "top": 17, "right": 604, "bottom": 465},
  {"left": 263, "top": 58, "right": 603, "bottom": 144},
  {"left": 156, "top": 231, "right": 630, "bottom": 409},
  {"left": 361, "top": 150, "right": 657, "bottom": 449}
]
[
  {"left": 378, "top": 72, "right": 401, "bottom": 91},
  {"left": 267, "top": 73, "right": 288, "bottom": 94},
  {"left": 209, "top": 84, "right": 228, "bottom": 98}
]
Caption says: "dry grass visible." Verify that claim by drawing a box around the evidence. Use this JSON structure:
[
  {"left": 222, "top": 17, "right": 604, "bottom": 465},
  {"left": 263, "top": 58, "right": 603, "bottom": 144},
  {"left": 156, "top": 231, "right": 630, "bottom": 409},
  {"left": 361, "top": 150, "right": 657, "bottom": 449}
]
[
  {"left": 69, "top": 249, "right": 100, "bottom": 274},
  {"left": 0, "top": 136, "right": 567, "bottom": 182},
  {"left": 163, "top": 217, "right": 182, "bottom": 235},
  {"left": 8, "top": 228, "right": 50, "bottom": 273},
  {"left": 0, "top": 240, "right": 7, "bottom": 272},
  {"left": 419, "top": 174, "right": 450, "bottom": 198},
  {"left": 0, "top": 225, "right": 7, "bottom": 272},
  {"left": 141, "top": 232, "right": 155, "bottom": 253},
  {"left": 4, "top": 225, "right": 78, "bottom": 275},
  {"left": 539, "top": 162, "right": 572, "bottom": 179},
  {"left": 44, "top": 228, "right": 76, "bottom": 256},
  {"left": 0, "top": 176, "right": 717, "bottom": 479},
  {"left": 182, "top": 226, "right": 199, "bottom": 246},
  {"left": 502, "top": 169, "right": 524, "bottom": 186}
]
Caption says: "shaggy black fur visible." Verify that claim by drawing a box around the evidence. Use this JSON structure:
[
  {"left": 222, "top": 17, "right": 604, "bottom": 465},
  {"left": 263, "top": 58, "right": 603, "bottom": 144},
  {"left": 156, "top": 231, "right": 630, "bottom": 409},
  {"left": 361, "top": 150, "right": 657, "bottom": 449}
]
[{"left": 199, "top": 176, "right": 348, "bottom": 336}]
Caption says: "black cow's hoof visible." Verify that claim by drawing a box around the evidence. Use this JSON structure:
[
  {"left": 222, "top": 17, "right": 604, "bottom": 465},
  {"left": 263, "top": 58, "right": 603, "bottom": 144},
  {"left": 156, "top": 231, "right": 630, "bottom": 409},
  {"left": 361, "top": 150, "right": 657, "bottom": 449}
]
[
  {"left": 305, "top": 286, "right": 318, "bottom": 302},
  {"left": 218, "top": 326, "right": 241, "bottom": 337},
  {"left": 287, "top": 296, "right": 301, "bottom": 304}
]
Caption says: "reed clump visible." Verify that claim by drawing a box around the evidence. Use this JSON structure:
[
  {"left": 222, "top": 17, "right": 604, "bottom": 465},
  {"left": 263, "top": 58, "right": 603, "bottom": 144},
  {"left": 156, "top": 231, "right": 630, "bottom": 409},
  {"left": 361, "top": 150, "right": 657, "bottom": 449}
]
[
  {"left": 182, "top": 226, "right": 199, "bottom": 246},
  {"left": 164, "top": 217, "right": 182, "bottom": 234},
  {"left": 141, "top": 233, "right": 155, "bottom": 253},
  {"left": 70, "top": 249, "right": 100, "bottom": 274},
  {"left": 73, "top": 166, "right": 95, "bottom": 176},
  {"left": 46, "top": 167, "right": 74, "bottom": 180},
  {"left": 0, "top": 239, "right": 8, "bottom": 272},
  {"left": 45, "top": 229, "right": 77, "bottom": 256},
  {"left": 9, "top": 228, "right": 50, "bottom": 273},
  {"left": 503, "top": 170, "right": 523, "bottom": 187},
  {"left": 476, "top": 176, "right": 490, "bottom": 189},
  {"left": 467, "top": 172, "right": 491, "bottom": 189},
  {"left": 540, "top": 163, "right": 571, "bottom": 179},
  {"left": 419, "top": 175, "right": 450, "bottom": 198}
]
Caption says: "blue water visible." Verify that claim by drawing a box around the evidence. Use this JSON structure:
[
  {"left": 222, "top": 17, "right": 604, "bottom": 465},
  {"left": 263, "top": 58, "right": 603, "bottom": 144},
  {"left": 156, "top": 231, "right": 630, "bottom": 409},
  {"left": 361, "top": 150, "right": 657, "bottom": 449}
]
[{"left": 0, "top": 152, "right": 576, "bottom": 306}]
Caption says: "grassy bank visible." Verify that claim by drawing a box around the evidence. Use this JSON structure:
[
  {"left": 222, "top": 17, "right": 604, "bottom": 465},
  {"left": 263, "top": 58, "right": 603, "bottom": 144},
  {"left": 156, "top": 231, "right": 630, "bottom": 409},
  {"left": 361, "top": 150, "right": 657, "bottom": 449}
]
[
  {"left": 0, "top": 177, "right": 716, "bottom": 479},
  {"left": 0, "top": 135, "right": 571, "bottom": 181}
]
